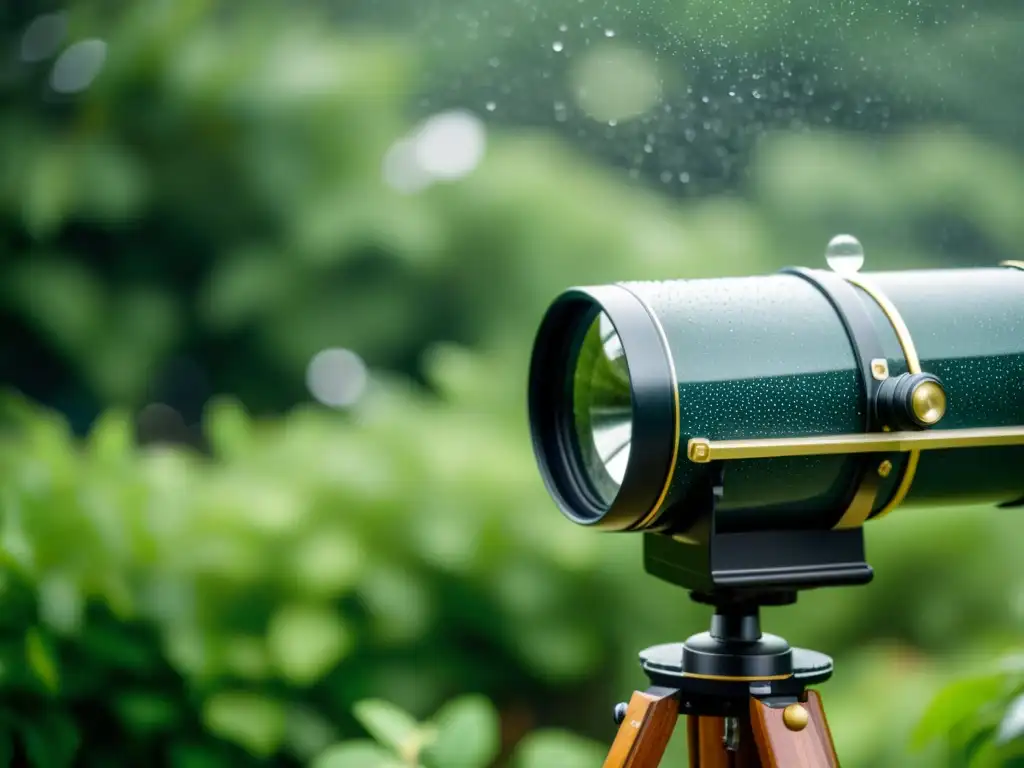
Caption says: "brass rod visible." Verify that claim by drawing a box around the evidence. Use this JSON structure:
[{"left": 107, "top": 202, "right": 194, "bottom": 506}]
[{"left": 687, "top": 426, "right": 1024, "bottom": 463}]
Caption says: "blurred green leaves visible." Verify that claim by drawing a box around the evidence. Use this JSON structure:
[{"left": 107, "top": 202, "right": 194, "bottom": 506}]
[
  {"left": 316, "top": 696, "right": 600, "bottom": 768},
  {"left": 912, "top": 657, "right": 1024, "bottom": 766},
  {"left": 2, "top": 0, "right": 1024, "bottom": 766}
]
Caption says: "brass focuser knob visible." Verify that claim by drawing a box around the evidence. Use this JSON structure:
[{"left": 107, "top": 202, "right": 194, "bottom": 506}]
[
  {"left": 875, "top": 373, "right": 947, "bottom": 431},
  {"left": 910, "top": 379, "right": 947, "bottom": 426}
]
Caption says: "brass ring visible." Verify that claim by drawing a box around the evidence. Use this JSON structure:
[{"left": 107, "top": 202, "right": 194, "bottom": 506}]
[
  {"left": 1001, "top": 260, "right": 1024, "bottom": 272},
  {"left": 840, "top": 274, "right": 921, "bottom": 520},
  {"left": 619, "top": 286, "right": 681, "bottom": 531}
]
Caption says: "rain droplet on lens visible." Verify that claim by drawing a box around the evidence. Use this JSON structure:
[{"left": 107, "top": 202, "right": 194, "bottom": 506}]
[
  {"left": 604, "top": 29, "right": 616, "bottom": 37},
  {"left": 553, "top": 41, "right": 564, "bottom": 52},
  {"left": 485, "top": 101, "right": 496, "bottom": 112},
  {"left": 825, "top": 234, "right": 866, "bottom": 274}
]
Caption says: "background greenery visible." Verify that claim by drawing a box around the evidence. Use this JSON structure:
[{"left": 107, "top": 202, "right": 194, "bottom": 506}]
[{"left": 1, "top": 0, "right": 1023, "bottom": 765}]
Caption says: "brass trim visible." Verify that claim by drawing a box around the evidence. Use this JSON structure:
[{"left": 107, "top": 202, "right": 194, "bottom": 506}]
[
  {"left": 682, "top": 671, "right": 793, "bottom": 682},
  {"left": 840, "top": 273, "right": 922, "bottom": 520},
  {"left": 877, "top": 450, "right": 920, "bottom": 520},
  {"left": 687, "top": 426, "right": 1024, "bottom": 463},
  {"left": 623, "top": 288, "right": 680, "bottom": 531},
  {"left": 833, "top": 464, "right": 881, "bottom": 530},
  {"left": 842, "top": 274, "right": 922, "bottom": 373},
  {"left": 1000, "top": 260, "right": 1024, "bottom": 271}
]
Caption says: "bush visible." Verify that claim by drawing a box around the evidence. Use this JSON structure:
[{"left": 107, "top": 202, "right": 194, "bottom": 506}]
[{"left": 3, "top": 352, "right": 1024, "bottom": 766}]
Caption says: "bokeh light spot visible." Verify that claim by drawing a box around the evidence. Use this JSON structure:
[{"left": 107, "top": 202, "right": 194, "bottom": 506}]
[
  {"left": 50, "top": 39, "right": 107, "bottom": 94},
  {"left": 306, "top": 349, "right": 368, "bottom": 408},
  {"left": 570, "top": 43, "right": 661, "bottom": 124},
  {"left": 20, "top": 13, "right": 68, "bottom": 63}
]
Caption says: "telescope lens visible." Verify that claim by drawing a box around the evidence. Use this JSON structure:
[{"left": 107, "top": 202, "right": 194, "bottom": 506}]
[{"left": 571, "top": 312, "right": 633, "bottom": 505}]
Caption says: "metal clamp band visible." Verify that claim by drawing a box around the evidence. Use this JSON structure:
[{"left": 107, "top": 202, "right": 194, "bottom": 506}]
[
  {"left": 782, "top": 268, "right": 888, "bottom": 529},
  {"left": 829, "top": 273, "right": 922, "bottom": 520}
]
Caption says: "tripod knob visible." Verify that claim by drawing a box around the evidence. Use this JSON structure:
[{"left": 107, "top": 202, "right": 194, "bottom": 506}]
[{"left": 613, "top": 702, "right": 628, "bottom": 724}]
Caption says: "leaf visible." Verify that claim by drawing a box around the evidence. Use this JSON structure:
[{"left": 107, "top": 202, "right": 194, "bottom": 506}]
[
  {"left": 115, "top": 692, "right": 182, "bottom": 735},
  {"left": 512, "top": 730, "right": 607, "bottom": 768},
  {"left": 86, "top": 409, "right": 134, "bottom": 465},
  {"left": 421, "top": 695, "right": 501, "bottom": 768},
  {"left": 266, "top": 605, "right": 353, "bottom": 686},
  {"left": 21, "top": 709, "right": 79, "bottom": 768},
  {"left": 25, "top": 628, "right": 59, "bottom": 694},
  {"left": 203, "top": 398, "right": 252, "bottom": 460},
  {"left": 313, "top": 741, "right": 405, "bottom": 768},
  {"left": 352, "top": 699, "right": 422, "bottom": 758},
  {"left": 912, "top": 673, "right": 1009, "bottom": 749},
  {"left": 997, "top": 693, "right": 1024, "bottom": 745},
  {"left": 202, "top": 691, "right": 286, "bottom": 757}
]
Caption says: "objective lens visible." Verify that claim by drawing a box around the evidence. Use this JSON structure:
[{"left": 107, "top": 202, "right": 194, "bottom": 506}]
[{"left": 572, "top": 312, "right": 633, "bottom": 505}]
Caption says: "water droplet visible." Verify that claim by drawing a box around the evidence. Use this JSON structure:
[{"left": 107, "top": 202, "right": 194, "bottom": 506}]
[
  {"left": 679, "top": 172, "right": 691, "bottom": 183},
  {"left": 554, "top": 101, "right": 568, "bottom": 122},
  {"left": 604, "top": 29, "right": 616, "bottom": 37},
  {"left": 485, "top": 101, "right": 496, "bottom": 112},
  {"left": 552, "top": 40, "right": 564, "bottom": 52},
  {"left": 825, "top": 234, "right": 865, "bottom": 274},
  {"left": 558, "top": 23, "right": 568, "bottom": 32}
]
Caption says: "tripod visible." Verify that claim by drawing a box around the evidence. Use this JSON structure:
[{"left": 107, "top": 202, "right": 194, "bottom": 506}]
[{"left": 602, "top": 593, "right": 839, "bottom": 767}]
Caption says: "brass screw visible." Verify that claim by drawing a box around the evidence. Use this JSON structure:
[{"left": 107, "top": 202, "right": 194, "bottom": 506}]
[
  {"left": 878, "top": 460, "right": 893, "bottom": 478},
  {"left": 689, "top": 440, "right": 711, "bottom": 463},
  {"left": 783, "top": 704, "right": 809, "bottom": 732},
  {"left": 871, "top": 359, "right": 889, "bottom": 381}
]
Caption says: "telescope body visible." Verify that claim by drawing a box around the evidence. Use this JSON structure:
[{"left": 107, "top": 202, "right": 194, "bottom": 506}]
[{"left": 528, "top": 264, "right": 1024, "bottom": 538}]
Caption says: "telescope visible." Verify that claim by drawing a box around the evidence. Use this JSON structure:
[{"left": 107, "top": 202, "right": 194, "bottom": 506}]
[{"left": 526, "top": 244, "right": 1024, "bottom": 767}]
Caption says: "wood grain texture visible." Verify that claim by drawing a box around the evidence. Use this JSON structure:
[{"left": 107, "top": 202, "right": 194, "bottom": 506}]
[
  {"left": 601, "top": 690, "right": 680, "bottom": 768},
  {"left": 687, "top": 716, "right": 700, "bottom": 768},
  {"left": 700, "top": 717, "right": 731, "bottom": 768},
  {"left": 749, "top": 691, "right": 839, "bottom": 768},
  {"left": 687, "top": 715, "right": 762, "bottom": 768}
]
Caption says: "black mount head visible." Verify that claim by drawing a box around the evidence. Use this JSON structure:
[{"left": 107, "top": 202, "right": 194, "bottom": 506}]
[{"left": 643, "top": 463, "right": 874, "bottom": 596}]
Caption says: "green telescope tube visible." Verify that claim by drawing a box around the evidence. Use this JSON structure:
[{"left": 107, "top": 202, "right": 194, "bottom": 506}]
[{"left": 527, "top": 264, "right": 1024, "bottom": 534}]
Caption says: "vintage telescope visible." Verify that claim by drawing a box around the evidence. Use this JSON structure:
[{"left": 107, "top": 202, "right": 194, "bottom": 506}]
[{"left": 527, "top": 245, "right": 1024, "bottom": 766}]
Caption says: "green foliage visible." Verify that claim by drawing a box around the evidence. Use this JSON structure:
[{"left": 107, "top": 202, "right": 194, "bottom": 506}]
[
  {"left": 3, "top": 1, "right": 1024, "bottom": 766},
  {"left": 2, "top": 377, "right": 1024, "bottom": 765},
  {"left": 314, "top": 696, "right": 601, "bottom": 768},
  {"left": 913, "top": 657, "right": 1024, "bottom": 767}
]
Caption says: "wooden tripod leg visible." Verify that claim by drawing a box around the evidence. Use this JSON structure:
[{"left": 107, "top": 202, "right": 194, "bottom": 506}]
[
  {"left": 687, "top": 714, "right": 761, "bottom": 767},
  {"left": 602, "top": 689, "right": 680, "bottom": 768},
  {"left": 749, "top": 690, "right": 839, "bottom": 767}
]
